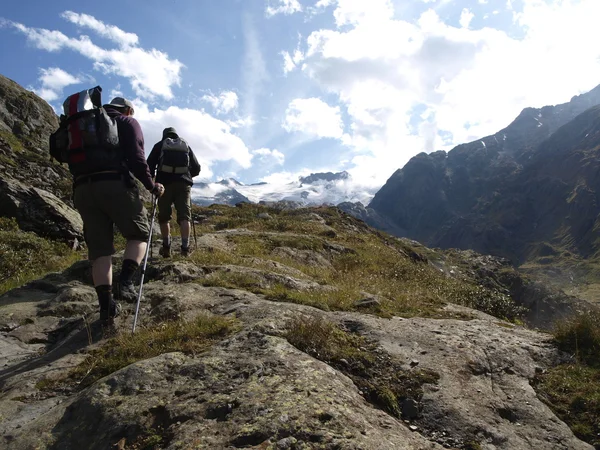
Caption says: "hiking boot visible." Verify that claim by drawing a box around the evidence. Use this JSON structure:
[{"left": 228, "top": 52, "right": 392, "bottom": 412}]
[
  {"left": 159, "top": 245, "right": 171, "bottom": 258},
  {"left": 113, "top": 281, "right": 141, "bottom": 304},
  {"left": 181, "top": 246, "right": 191, "bottom": 257},
  {"left": 100, "top": 301, "right": 121, "bottom": 324}
]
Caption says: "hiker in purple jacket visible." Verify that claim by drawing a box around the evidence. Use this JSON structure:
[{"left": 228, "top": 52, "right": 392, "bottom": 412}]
[{"left": 73, "top": 97, "right": 165, "bottom": 323}]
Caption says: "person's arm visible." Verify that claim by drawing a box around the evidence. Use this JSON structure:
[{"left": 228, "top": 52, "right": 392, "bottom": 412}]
[
  {"left": 121, "top": 118, "right": 155, "bottom": 191},
  {"left": 189, "top": 147, "right": 201, "bottom": 178}
]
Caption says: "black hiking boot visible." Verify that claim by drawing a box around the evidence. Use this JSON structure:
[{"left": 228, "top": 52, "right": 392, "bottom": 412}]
[
  {"left": 113, "top": 281, "right": 141, "bottom": 304},
  {"left": 159, "top": 245, "right": 171, "bottom": 258},
  {"left": 181, "top": 246, "right": 191, "bottom": 257},
  {"left": 100, "top": 301, "right": 122, "bottom": 324}
]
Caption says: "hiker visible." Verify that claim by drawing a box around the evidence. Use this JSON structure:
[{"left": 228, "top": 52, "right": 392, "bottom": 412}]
[
  {"left": 147, "top": 127, "right": 201, "bottom": 257},
  {"left": 71, "top": 97, "right": 165, "bottom": 322}
]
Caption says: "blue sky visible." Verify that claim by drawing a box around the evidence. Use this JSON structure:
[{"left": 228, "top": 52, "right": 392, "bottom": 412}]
[{"left": 2, "top": 0, "right": 600, "bottom": 197}]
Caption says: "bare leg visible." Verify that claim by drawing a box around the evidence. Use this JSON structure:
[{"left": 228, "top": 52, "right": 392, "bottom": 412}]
[
  {"left": 180, "top": 220, "right": 190, "bottom": 240},
  {"left": 124, "top": 240, "right": 146, "bottom": 264},
  {"left": 92, "top": 256, "right": 112, "bottom": 286},
  {"left": 160, "top": 222, "right": 171, "bottom": 246}
]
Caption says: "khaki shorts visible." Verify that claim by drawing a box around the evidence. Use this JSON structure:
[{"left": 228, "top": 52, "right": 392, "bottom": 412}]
[
  {"left": 74, "top": 179, "right": 150, "bottom": 260},
  {"left": 158, "top": 181, "right": 192, "bottom": 224}
]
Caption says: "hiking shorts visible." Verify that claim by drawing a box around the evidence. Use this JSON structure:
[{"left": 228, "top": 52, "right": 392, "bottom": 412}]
[
  {"left": 74, "top": 179, "right": 150, "bottom": 260},
  {"left": 158, "top": 181, "right": 192, "bottom": 224}
]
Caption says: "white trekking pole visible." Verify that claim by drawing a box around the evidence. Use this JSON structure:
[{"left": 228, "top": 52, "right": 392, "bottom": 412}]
[{"left": 132, "top": 195, "right": 159, "bottom": 334}]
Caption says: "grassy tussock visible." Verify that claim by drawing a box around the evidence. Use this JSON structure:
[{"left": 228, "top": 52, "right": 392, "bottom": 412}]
[
  {"left": 0, "top": 217, "right": 80, "bottom": 295},
  {"left": 553, "top": 310, "right": 600, "bottom": 367},
  {"left": 243, "top": 232, "right": 521, "bottom": 319},
  {"left": 39, "top": 314, "right": 238, "bottom": 389},
  {"left": 189, "top": 205, "right": 527, "bottom": 321},
  {"left": 533, "top": 312, "right": 600, "bottom": 447}
]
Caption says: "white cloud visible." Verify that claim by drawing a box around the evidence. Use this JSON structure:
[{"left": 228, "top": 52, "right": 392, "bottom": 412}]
[
  {"left": 266, "top": 0, "right": 303, "bottom": 17},
  {"left": 227, "top": 116, "right": 256, "bottom": 129},
  {"left": 331, "top": 0, "right": 394, "bottom": 27},
  {"left": 202, "top": 91, "right": 239, "bottom": 114},
  {"left": 60, "top": 11, "right": 138, "bottom": 47},
  {"left": 253, "top": 147, "right": 285, "bottom": 165},
  {"left": 459, "top": 8, "right": 474, "bottom": 28},
  {"left": 135, "top": 103, "right": 254, "bottom": 178},
  {"left": 283, "top": 97, "right": 346, "bottom": 139},
  {"left": 284, "top": 0, "right": 600, "bottom": 185},
  {"left": 34, "top": 67, "right": 82, "bottom": 102},
  {"left": 281, "top": 48, "right": 305, "bottom": 74},
  {"left": 4, "top": 16, "right": 183, "bottom": 100}
]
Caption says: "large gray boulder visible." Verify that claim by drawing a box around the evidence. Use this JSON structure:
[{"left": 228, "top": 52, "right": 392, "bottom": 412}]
[{"left": 0, "top": 175, "right": 82, "bottom": 244}]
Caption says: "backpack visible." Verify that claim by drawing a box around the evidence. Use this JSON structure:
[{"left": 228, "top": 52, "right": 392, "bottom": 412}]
[
  {"left": 158, "top": 137, "right": 190, "bottom": 174},
  {"left": 49, "top": 86, "right": 121, "bottom": 176}
]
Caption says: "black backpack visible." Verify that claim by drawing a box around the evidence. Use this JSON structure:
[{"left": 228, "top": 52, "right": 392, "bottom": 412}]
[
  {"left": 158, "top": 137, "right": 190, "bottom": 174},
  {"left": 49, "top": 86, "right": 121, "bottom": 176}
]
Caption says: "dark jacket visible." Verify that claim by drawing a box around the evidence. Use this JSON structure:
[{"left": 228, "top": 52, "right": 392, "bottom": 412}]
[
  {"left": 147, "top": 137, "right": 201, "bottom": 186},
  {"left": 105, "top": 106, "right": 155, "bottom": 191}
]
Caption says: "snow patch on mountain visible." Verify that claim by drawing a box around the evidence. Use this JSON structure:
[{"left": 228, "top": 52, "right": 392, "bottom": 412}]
[{"left": 191, "top": 171, "right": 377, "bottom": 207}]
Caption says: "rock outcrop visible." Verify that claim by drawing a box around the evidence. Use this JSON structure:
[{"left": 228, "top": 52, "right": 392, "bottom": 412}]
[
  {"left": 0, "top": 74, "right": 80, "bottom": 243},
  {"left": 0, "top": 213, "right": 596, "bottom": 449},
  {"left": 0, "top": 176, "right": 82, "bottom": 243}
]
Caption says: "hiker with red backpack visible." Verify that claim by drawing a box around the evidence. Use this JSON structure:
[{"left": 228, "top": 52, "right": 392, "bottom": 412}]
[
  {"left": 50, "top": 88, "right": 164, "bottom": 324},
  {"left": 147, "top": 127, "right": 201, "bottom": 257}
]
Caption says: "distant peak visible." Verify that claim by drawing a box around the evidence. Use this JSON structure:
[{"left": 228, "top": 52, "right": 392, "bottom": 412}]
[
  {"left": 217, "top": 178, "right": 243, "bottom": 186},
  {"left": 299, "top": 171, "right": 350, "bottom": 184}
]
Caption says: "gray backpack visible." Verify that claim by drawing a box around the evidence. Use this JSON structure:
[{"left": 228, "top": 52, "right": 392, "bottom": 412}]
[{"left": 159, "top": 137, "right": 190, "bottom": 174}]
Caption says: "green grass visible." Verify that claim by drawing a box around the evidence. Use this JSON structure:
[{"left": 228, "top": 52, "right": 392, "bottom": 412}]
[
  {"left": 534, "top": 364, "right": 600, "bottom": 447},
  {"left": 38, "top": 313, "right": 238, "bottom": 390},
  {"left": 0, "top": 129, "right": 24, "bottom": 152},
  {"left": 532, "top": 312, "right": 600, "bottom": 448},
  {"left": 187, "top": 205, "right": 528, "bottom": 321},
  {"left": 553, "top": 310, "right": 600, "bottom": 366},
  {"left": 0, "top": 217, "right": 81, "bottom": 295},
  {"left": 284, "top": 315, "right": 439, "bottom": 418}
]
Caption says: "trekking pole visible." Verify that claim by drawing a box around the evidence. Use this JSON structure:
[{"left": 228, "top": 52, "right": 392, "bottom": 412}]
[
  {"left": 191, "top": 196, "right": 198, "bottom": 250},
  {"left": 132, "top": 195, "right": 159, "bottom": 334}
]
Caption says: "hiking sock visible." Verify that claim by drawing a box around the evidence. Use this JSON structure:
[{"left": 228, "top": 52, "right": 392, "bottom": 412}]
[
  {"left": 120, "top": 259, "right": 139, "bottom": 285},
  {"left": 182, "top": 237, "right": 189, "bottom": 249},
  {"left": 95, "top": 285, "right": 113, "bottom": 310},
  {"left": 164, "top": 236, "right": 172, "bottom": 247}
]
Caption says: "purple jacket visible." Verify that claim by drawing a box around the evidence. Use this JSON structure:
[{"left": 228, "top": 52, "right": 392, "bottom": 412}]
[{"left": 106, "top": 106, "right": 155, "bottom": 191}]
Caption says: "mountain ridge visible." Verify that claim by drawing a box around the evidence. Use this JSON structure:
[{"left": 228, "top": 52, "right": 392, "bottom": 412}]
[{"left": 367, "top": 84, "right": 600, "bottom": 285}]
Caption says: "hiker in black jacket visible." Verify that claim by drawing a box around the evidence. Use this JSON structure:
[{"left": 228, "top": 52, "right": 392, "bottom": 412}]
[{"left": 147, "top": 127, "right": 201, "bottom": 257}]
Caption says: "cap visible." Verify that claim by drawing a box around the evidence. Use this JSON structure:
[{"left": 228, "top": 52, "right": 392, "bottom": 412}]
[
  {"left": 162, "top": 127, "right": 178, "bottom": 139},
  {"left": 108, "top": 97, "right": 134, "bottom": 109}
]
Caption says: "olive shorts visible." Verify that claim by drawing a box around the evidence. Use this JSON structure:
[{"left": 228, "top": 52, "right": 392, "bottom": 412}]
[
  {"left": 158, "top": 181, "right": 192, "bottom": 224},
  {"left": 74, "top": 179, "right": 150, "bottom": 260}
]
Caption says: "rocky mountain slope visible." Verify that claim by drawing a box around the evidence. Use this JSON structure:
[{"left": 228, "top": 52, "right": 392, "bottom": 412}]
[
  {"left": 1, "top": 73, "right": 600, "bottom": 449},
  {"left": 0, "top": 74, "right": 82, "bottom": 245},
  {"left": 1, "top": 203, "right": 597, "bottom": 449},
  {"left": 367, "top": 85, "right": 600, "bottom": 298}
]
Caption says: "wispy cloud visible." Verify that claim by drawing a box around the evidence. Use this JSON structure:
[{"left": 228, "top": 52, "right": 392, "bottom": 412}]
[
  {"left": 34, "top": 67, "right": 83, "bottom": 102},
  {"left": 266, "top": 0, "right": 303, "bottom": 17},
  {"left": 3, "top": 14, "right": 183, "bottom": 100},
  {"left": 202, "top": 90, "right": 239, "bottom": 114},
  {"left": 283, "top": 97, "right": 347, "bottom": 140},
  {"left": 60, "top": 11, "right": 138, "bottom": 47},
  {"left": 241, "top": 13, "right": 268, "bottom": 138},
  {"left": 253, "top": 147, "right": 285, "bottom": 165},
  {"left": 135, "top": 102, "right": 254, "bottom": 178}
]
